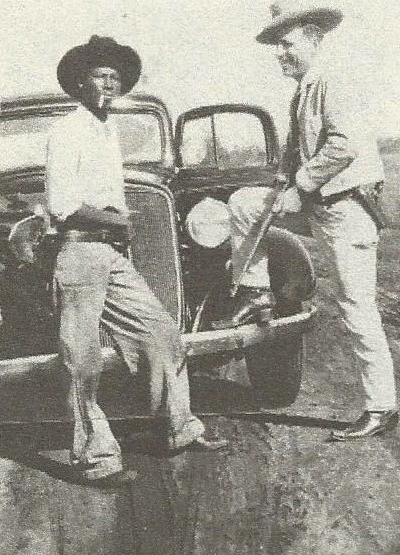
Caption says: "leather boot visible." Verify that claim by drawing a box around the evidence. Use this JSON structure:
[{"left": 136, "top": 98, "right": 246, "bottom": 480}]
[{"left": 211, "top": 286, "right": 275, "bottom": 330}]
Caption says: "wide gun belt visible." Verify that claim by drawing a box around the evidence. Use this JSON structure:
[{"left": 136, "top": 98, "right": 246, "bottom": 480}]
[
  {"left": 58, "top": 229, "right": 128, "bottom": 246},
  {"left": 314, "top": 182, "right": 386, "bottom": 229},
  {"left": 316, "top": 188, "right": 357, "bottom": 207}
]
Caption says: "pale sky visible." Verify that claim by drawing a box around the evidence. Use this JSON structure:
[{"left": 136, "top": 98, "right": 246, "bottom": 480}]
[{"left": 1, "top": 0, "right": 400, "bottom": 138}]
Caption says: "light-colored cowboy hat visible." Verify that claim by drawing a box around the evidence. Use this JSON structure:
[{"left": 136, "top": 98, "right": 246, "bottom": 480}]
[
  {"left": 256, "top": 1, "right": 344, "bottom": 45},
  {"left": 57, "top": 35, "right": 142, "bottom": 99}
]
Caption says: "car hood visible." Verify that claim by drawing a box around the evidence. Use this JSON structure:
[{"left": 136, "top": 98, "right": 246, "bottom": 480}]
[
  {"left": 0, "top": 165, "right": 171, "bottom": 185},
  {"left": 124, "top": 166, "right": 174, "bottom": 188}
]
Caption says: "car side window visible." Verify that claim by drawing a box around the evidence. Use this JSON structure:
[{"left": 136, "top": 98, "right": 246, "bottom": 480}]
[
  {"left": 114, "top": 112, "right": 163, "bottom": 165},
  {"left": 180, "top": 112, "right": 268, "bottom": 169},
  {"left": 180, "top": 117, "right": 216, "bottom": 167},
  {"left": 0, "top": 115, "right": 61, "bottom": 173}
]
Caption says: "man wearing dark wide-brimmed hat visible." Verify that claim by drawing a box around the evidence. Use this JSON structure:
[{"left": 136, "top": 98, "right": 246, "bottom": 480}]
[
  {"left": 226, "top": 1, "right": 398, "bottom": 440},
  {"left": 46, "top": 36, "right": 227, "bottom": 485}
]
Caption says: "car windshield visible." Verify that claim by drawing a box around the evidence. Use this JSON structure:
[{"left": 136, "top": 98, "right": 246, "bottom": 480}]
[{"left": 0, "top": 108, "right": 163, "bottom": 173}]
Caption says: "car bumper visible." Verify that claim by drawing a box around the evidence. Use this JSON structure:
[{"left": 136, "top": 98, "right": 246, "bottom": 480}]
[
  {"left": 183, "top": 306, "right": 316, "bottom": 357},
  {"left": 0, "top": 306, "right": 316, "bottom": 377}
]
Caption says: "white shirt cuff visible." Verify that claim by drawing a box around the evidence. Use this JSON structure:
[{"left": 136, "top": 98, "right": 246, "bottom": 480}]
[
  {"left": 53, "top": 203, "right": 82, "bottom": 222},
  {"left": 296, "top": 166, "right": 316, "bottom": 193}
]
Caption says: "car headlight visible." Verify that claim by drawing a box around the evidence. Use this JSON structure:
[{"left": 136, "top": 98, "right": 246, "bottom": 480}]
[{"left": 185, "top": 197, "right": 230, "bottom": 249}]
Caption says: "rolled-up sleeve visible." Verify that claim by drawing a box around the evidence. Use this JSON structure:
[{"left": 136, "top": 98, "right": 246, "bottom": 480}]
[
  {"left": 46, "top": 122, "right": 82, "bottom": 220},
  {"left": 296, "top": 77, "right": 359, "bottom": 192}
]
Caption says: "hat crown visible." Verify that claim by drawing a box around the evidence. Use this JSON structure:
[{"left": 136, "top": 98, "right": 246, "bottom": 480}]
[
  {"left": 257, "top": 0, "right": 343, "bottom": 44},
  {"left": 87, "top": 35, "right": 119, "bottom": 54},
  {"left": 269, "top": 0, "right": 340, "bottom": 20}
]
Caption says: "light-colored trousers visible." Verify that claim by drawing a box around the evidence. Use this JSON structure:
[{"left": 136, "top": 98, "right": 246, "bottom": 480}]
[
  {"left": 55, "top": 242, "right": 204, "bottom": 479},
  {"left": 229, "top": 187, "right": 276, "bottom": 288},
  {"left": 229, "top": 187, "right": 397, "bottom": 411}
]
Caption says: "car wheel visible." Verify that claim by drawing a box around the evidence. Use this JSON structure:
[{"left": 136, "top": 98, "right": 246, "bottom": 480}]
[{"left": 245, "top": 333, "right": 303, "bottom": 408}]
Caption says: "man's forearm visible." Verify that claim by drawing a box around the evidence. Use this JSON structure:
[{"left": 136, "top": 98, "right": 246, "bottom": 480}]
[{"left": 296, "top": 134, "right": 357, "bottom": 193}]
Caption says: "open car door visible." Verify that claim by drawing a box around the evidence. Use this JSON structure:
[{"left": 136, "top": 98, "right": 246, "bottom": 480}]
[
  {"left": 171, "top": 104, "right": 279, "bottom": 216},
  {"left": 172, "top": 103, "right": 311, "bottom": 236}
]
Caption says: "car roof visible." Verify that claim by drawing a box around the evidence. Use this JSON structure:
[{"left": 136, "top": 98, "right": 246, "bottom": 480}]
[{"left": 0, "top": 92, "right": 170, "bottom": 116}]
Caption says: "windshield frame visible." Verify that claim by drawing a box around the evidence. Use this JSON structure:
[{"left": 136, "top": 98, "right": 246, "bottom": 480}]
[{"left": 0, "top": 94, "right": 175, "bottom": 174}]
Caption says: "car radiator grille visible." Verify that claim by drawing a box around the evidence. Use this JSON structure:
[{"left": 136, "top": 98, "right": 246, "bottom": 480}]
[{"left": 100, "top": 183, "right": 184, "bottom": 347}]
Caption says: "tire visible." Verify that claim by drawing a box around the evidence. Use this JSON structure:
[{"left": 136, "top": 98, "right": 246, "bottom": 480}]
[{"left": 245, "top": 333, "right": 303, "bottom": 408}]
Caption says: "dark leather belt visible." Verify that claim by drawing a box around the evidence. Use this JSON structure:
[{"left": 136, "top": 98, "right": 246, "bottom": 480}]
[
  {"left": 316, "top": 188, "right": 357, "bottom": 207},
  {"left": 59, "top": 229, "right": 128, "bottom": 246}
]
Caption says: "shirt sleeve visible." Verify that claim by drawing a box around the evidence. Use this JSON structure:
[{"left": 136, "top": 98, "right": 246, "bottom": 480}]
[
  {"left": 46, "top": 121, "right": 82, "bottom": 220},
  {"left": 110, "top": 124, "right": 129, "bottom": 215},
  {"left": 296, "top": 76, "right": 360, "bottom": 192}
]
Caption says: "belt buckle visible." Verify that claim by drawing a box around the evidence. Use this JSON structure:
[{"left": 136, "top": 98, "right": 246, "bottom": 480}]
[{"left": 99, "top": 230, "right": 109, "bottom": 243}]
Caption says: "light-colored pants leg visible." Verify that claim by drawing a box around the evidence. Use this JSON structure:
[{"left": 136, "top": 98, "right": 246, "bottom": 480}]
[
  {"left": 311, "top": 199, "right": 396, "bottom": 411},
  {"left": 55, "top": 242, "right": 122, "bottom": 480},
  {"left": 228, "top": 187, "right": 276, "bottom": 288},
  {"left": 101, "top": 254, "right": 205, "bottom": 449}
]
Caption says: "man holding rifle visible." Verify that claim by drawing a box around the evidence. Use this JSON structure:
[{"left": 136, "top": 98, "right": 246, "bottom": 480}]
[
  {"left": 224, "top": 0, "right": 398, "bottom": 440},
  {"left": 47, "top": 36, "right": 227, "bottom": 485}
]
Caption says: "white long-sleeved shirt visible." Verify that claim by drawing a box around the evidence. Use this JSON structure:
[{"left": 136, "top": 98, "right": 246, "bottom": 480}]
[{"left": 46, "top": 105, "right": 127, "bottom": 220}]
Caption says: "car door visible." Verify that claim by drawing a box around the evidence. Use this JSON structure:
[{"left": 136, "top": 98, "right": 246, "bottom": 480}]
[
  {"left": 171, "top": 103, "right": 312, "bottom": 238},
  {"left": 171, "top": 104, "right": 279, "bottom": 218}
]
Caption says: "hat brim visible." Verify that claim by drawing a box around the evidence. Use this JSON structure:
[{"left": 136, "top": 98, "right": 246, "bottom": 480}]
[
  {"left": 256, "top": 8, "right": 343, "bottom": 44},
  {"left": 57, "top": 41, "right": 142, "bottom": 99}
]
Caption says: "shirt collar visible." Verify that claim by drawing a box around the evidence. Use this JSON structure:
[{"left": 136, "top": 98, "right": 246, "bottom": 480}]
[
  {"left": 76, "top": 104, "right": 114, "bottom": 131},
  {"left": 299, "top": 54, "right": 323, "bottom": 91}
]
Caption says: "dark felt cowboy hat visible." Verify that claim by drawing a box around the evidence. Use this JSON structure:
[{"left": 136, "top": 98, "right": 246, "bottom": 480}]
[
  {"left": 256, "top": 1, "right": 344, "bottom": 45},
  {"left": 57, "top": 35, "right": 142, "bottom": 98}
]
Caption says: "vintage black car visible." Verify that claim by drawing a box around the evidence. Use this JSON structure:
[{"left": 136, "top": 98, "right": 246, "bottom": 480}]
[{"left": 0, "top": 93, "right": 316, "bottom": 423}]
